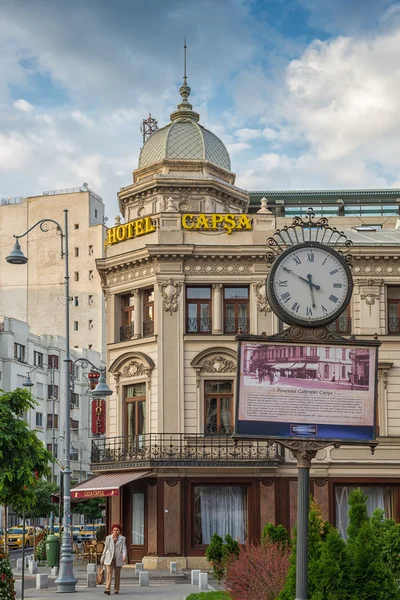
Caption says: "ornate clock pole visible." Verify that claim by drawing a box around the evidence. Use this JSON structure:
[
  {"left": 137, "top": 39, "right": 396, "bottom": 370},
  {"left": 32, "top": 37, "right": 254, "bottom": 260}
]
[{"left": 234, "top": 209, "right": 380, "bottom": 600}]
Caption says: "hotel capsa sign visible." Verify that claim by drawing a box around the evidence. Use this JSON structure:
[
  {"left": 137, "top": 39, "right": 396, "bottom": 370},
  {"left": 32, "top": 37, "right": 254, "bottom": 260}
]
[{"left": 105, "top": 213, "right": 253, "bottom": 246}]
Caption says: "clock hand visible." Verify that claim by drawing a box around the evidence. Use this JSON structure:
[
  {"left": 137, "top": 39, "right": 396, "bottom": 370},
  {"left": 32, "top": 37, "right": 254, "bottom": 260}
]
[
  {"left": 307, "top": 275, "right": 316, "bottom": 309},
  {"left": 282, "top": 267, "right": 321, "bottom": 290}
]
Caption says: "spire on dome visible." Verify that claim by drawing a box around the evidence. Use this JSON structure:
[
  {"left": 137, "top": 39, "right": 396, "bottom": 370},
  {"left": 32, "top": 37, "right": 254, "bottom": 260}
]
[{"left": 170, "top": 38, "right": 200, "bottom": 123}]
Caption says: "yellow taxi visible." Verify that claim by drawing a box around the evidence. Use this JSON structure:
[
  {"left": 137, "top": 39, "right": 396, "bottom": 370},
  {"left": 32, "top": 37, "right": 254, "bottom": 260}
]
[
  {"left": 80, "top": 524, "right": 101, "bottom": 542},
  {"left": 7, "top": 526, "right": 35, "bottom": 549},
  {"left": 0, "top": 528, "right": 4, "bottom": 549}
]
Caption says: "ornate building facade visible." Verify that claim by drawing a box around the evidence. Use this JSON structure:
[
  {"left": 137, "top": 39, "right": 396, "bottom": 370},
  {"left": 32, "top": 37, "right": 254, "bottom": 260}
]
[{"left": 82, "top": 76, "right": 400, "bottom": 568}]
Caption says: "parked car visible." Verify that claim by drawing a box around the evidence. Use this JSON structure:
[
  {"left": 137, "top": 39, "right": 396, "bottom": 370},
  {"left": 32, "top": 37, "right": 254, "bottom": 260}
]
[
  {"left": 7, "top": 526, "right": 35, "bottom": 549},
  {"left": 80, "top": 524, "right": 102, "bottom": 541},
  {"left": 72, "top": 525, "right": 83, "bottom": 542}
]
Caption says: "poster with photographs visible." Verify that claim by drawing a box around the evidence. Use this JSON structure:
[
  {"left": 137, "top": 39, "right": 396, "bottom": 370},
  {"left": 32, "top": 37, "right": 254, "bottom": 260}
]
[{"left": 235, "top": 340, "right": 378, "bottom": 442}]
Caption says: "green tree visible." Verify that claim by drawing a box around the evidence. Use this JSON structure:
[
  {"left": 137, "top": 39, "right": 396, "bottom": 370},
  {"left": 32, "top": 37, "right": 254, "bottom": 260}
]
[
  {"left": 24, "top": 480, "right": 59, "bottom": 520},
  {"left": 0, "top": 388, "right": 53, "bottom": 543},
  {"left": 205, "top": 533, "right": 225, "bottom": 581},
  {"left": 72, "top": 498, "right": 103, "bottom": 522},
  {"left": 370, "top": 509, "right": 400, "bottom": 579},
  {"left": 346, "top": 488, "right": 368, "bottom": 544},
  {"left": 261, "top": 523, "right": 291, "bottom": 552},
  {"left": 310, "top": 528, "right": 351, "bottom": 600}
]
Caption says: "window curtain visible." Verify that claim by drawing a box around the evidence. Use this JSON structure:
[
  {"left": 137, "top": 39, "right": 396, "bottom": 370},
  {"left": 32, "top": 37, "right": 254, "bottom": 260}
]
[
  {"left": 198, "top": 486, "right": 247, "bottom": 544},
  {"left": 335, "top": 486, "right": 392, "bottom": 540},
  {"left": 131, "top": 492, "right": 145, "bottom": 544}
]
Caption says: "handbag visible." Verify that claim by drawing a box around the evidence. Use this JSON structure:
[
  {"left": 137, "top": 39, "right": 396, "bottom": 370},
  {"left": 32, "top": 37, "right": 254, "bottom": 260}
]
[{"left": 96, "top": 565, "right": 105, "bottom": 585}]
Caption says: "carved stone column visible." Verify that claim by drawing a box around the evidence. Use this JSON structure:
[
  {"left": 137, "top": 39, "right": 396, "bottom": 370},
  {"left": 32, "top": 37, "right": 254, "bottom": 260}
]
[
  {"left": 377, "top": 361, "right": 393, "bottom": 436},
  {"left": 212, "top": 283, "right": 223, "bottom": 334}
]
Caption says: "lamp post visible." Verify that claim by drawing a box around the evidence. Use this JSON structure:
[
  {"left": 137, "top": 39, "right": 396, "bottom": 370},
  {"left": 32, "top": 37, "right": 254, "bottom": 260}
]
[{"left": 6, "top": 210, "right": 77, "bottom": 592}]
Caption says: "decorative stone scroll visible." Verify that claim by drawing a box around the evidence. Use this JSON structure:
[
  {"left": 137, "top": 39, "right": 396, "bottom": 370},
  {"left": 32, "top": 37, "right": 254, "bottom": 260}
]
[
  {"left": 109, "top": 351, "right": 155, "bottom": 390},
  {"left": 121, "top": 360, "right": 148, "bottom": 378},
  {"left": 252, "top": 282, "right": 271, "bottom": 315},
  {"left": 158, "top": 279, "right": 182, "bottom": 315},
  {"left": 358, "top": 278, "right": 383, "bottom": 316}
]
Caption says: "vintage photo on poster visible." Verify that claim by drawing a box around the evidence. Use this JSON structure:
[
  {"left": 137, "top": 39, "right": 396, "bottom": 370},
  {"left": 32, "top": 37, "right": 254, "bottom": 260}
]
[{"left": 236, "top": 341, "right": 377, "bottom": 442}]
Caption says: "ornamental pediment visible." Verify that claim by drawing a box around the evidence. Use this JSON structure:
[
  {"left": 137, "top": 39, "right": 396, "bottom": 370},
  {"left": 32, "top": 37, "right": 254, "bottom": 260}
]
[{"left": 191, "top": 347, "right": 237, "bottom": 387}]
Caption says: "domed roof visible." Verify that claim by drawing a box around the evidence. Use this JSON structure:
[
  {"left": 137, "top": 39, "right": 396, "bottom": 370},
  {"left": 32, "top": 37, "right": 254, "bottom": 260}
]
[{"left": 138, "top": 74, "right": 231, "bottom": 172}]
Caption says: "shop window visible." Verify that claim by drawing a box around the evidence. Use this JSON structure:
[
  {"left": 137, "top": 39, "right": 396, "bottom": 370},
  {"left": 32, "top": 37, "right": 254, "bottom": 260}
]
[
  {"left": 193, "top": 485, "right": 248, "bottom": 545},
  {"left": 388, "top": 287, "right": 400, "bottom": 333},
  {"left": 35, "top": 412, "right": 43, "bottom": 427},
  {"left": 47, "top": 414, "right": 59, "bottom": 429},
  {"left": 186, "top": 287, "right": 212, "bottom": 333},
  {"left": 48, "top": 355, "right": 59, "bottom": 370},
  {"left": 124, "top": 383, "right": 146, "bottom": 440},
  {"left": 34, "top": 351, "right": 43, "bottom": 366},
  {"left": 204, "top": 380, "right": 233, "bottom": 434},
  {"left": 131, "top": 492, "right": 145, "bottom": 545},
  {"left": 143, "top": 288, "right": 154, "bottom": 337},
  {"left": 224, "top": 287, "right": 249, "bottom": 333},
  {"left": 14, "top": 343, "right": 26, "bottom": 363},
  {"left": 335, "top": 485, "right": 395, "bottom": 540},
  {"left": 121, "top": 293, "right": 135, "bottom": 340}
]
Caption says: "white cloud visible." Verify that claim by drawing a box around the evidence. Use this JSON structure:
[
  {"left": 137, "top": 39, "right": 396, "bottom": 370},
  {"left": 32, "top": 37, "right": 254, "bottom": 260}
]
[
  {"left": 13, "top": 99, "right": 34, "bottom": 112},
  {"left": 235, "top": 128, "right": 262, "bottom": 141}
]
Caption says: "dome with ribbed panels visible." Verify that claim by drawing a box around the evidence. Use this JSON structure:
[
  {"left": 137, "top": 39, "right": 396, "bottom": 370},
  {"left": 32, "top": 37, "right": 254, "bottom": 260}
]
[{"left": 138, "top": 76, "right": 231, "bottom": 172}]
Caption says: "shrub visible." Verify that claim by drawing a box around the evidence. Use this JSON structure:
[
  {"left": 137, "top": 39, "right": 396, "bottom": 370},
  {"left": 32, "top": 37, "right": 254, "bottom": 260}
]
[
  {"left": 206, "top": 533, "right": 225, "bottom": 581},
  {"left": 225, "top": 541, "right": 290, "bottom": 600},
  {"left": 36, "top": 538, "right": 47, "bottom": 564},
  {"left": 222, "top": 534, "right": 240, "bottom": 564},
  {"left": 310, "top": 528, "right": 351, "bottom": 600},
  {"left": 261, "top": 523, "right": 291, "bottom": 552},
  {"left": 96, "top": 525, "right": 106, "bottom": 541},
  {"left": 0, "top": 550, "right": 15, "bottom": 600}
]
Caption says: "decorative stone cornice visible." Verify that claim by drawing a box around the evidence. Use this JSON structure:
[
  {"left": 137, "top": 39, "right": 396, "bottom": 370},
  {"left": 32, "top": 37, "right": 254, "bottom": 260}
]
[{"left": 158, "top": 279, "right": 183, "bottom": 315}]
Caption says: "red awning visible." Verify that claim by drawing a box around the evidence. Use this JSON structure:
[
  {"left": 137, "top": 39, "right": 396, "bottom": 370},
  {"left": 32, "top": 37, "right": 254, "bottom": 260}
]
[{"left": 70, "top": 471, "right": 152, "bottom": 499}]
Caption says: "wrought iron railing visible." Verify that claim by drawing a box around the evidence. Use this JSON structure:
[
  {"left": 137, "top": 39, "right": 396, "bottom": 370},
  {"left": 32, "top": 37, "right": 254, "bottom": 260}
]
[
  {"left": 120, "top": 323, "right": 135, "bottom": 341},
  {"left": 224, "top": 317, "right": 248, "bottom": 334},
  {"left": 328, "top": 316, "right": 352, "bottom": 335},
  {"left": 91, "top": 433, "right": 282, "bottom": 467},
  {"left": 143, "top": 320, "right": 154, "bottom": 337},
  {"left": 388, "top": 317, "right": 400, "bottom": 334},
  {"left": 187, "top": 317, "right": 212, "bottom": 333}
]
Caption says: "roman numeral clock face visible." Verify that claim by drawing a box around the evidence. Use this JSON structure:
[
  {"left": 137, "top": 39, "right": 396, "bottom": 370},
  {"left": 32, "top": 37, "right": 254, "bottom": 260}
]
[{"left": 267, "top": 242, "right": 353, "bottom": 328}]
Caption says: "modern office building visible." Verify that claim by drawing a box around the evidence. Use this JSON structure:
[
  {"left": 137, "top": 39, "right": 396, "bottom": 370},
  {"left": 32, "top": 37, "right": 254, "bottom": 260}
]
[
  {"left": 73, "top": 75, "right": 400, "bottom": 569},
  {"left": 0, "top": 315, "right": 105, "bottom": 526},
  {"left": 0, "top": 185, "right": 106, "bottom": 355}
]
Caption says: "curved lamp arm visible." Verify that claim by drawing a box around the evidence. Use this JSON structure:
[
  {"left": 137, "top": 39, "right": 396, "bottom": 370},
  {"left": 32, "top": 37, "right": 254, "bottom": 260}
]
[{"left": 13, "top": 218, "right": 65, "bottom": 258}]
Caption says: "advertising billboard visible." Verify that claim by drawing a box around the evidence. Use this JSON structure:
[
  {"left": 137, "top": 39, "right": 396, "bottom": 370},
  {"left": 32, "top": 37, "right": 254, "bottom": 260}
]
[{"left": 235, "top": 340, "right": 378, "bottom": 443}]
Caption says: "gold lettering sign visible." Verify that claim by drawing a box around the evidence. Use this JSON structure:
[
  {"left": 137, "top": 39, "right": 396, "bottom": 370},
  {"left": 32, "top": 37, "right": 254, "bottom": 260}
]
[
  {"left": 182, "top": 213, "right": 252, "bottom": 235},
  {"left": 105, "top": 216, "right": 156, "bottom": 246}
]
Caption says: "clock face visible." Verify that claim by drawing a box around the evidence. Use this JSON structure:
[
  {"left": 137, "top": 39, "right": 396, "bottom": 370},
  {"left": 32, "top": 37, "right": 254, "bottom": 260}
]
[{"left": 266, "top": 242, "right": 353, "bottom": 328}]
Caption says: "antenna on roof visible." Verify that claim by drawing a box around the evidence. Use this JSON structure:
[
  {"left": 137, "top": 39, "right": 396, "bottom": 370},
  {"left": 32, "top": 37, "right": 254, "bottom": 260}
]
[
  {"left": 183, "top": 37, "right": 187, "bottom": 86},
  {"left": 140, "top": 113, "right": 158, "bottom": 145}
]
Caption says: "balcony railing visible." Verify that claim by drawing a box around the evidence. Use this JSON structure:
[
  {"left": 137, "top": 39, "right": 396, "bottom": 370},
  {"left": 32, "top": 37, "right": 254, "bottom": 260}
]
[
  {"left": 187, "top": 317, "right": 211, "bottom": 333},
  {"left": 328, "top": 316, "right": 352, "bottom": 335},
  {"left": 389, "top": 317, "right": 400, "bottom": 334},
  {"left": 120, "top": 323, "right": 135, "bottom": 341},
  {"left": 143, "top": 320, "right": 154, "bottom": 337},
  {"left": 224, "top": 317, "right": 248, "bottom": 334},
  {"left": 91, "top": 433, "right": 282, "bottom": 468}
]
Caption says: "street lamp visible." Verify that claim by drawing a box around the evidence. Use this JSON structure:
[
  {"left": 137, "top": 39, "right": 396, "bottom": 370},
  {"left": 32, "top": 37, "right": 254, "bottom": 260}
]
[{"left": 6, "top": 211, "right": 78, "bottom": 593}]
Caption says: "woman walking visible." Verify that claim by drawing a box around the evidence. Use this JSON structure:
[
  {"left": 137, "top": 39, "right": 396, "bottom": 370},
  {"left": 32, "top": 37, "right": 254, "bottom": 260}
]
[{"left": 100, "top": 524, "right": 127, "bottom": 595}]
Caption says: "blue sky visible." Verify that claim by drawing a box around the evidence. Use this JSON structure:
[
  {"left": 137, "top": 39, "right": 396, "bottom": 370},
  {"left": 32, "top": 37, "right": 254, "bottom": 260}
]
[{"left": 1, "top": 0, "right": 400, "bottom": 216}]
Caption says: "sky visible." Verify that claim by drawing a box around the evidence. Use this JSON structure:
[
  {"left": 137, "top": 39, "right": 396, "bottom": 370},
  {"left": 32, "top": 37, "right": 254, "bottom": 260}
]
[{"left": 2, "top": 0, "right": 400, "bottom": 217}]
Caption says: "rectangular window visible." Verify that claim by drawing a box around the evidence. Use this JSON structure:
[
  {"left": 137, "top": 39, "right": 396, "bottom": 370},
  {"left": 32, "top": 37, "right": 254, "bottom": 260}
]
[
  {"left": 89, "top": 270, "right": 93, "bottom": 280},
  {"left": 70, "top": 447, "right": 79, "bottom": 461},
  {"left": 143, "top": 288, "right": 154, "bottom": 337},
  {"left": 71, "top": 392, "right": 79, "bottom": 407},
  {"left": 48, "top": 385, "right": 59, "bottom": 399},
  {"left": 70, "top": 419, "right": 79, "bottom": 430},
  {"left": 47, "top": 414, "right": 59, "bottom": 429},
  {"left": 89, "top": 245, "right": 93, "bottom": 255},
  {"left": 36, "top": 382, "right": 44, "bottom": 398},
  {"left": 74, "top": 321, "right": 79, "bottom": 331},
  {"left": 131, "top": 492, "right": 145, "bottom": 545},
  {"left": 121, "top": 294, "right": 135, "bottom": 340},
  {"left": 47, "top": 443, "right": 52, "bottom": 453},
  {"left": 74, "top": 296, "right": 79, "bottom": 306},
  {"left": 224, "top": 287, "right": 249, "bottom": 334},
  {"left": 74, "top": 272, "right": 79, "bottom": 281},
  {"left": 48, "top": 355, "right": 59, "bottom": 369},
  {"left": 186, "top": 287, "right": 212, "bottom": 333},
  {"left": 89, "top": 319, "right": 93, "bottom": 329},
  {"left": 35, "top": 412, "right": 43, "bottom": 427},
  {"left": 335, "top": 485, "right": 395, "bottom": 539},
  {"left": 194, "top": 485, "right": 248, "bottom": 545},
  {"left": 88, "top": 295, "right": 94, "bottom": 305},
  {"left": 388, "top": 287, "right": 400, "bottom": 334},
  {"left": 14, "top": 343, "right": 26, "bottom": 363},
  {"left": 74, "top": 247, "right": 79, "bottom": 257},
  {"left": 74, "top": 223, "right": 79, "bottom": 230},
  {"left": 204, "top": 380, "right": 233, "bottom": 434},
  {"left": 124, "top": 383, "right": 146, "bottom": 439},
  {"left": 95, "top": 209, "right": 98, "bottom": 218},
  {"left": 34, "top": 351, "right": 43, "bottom": 366}
]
